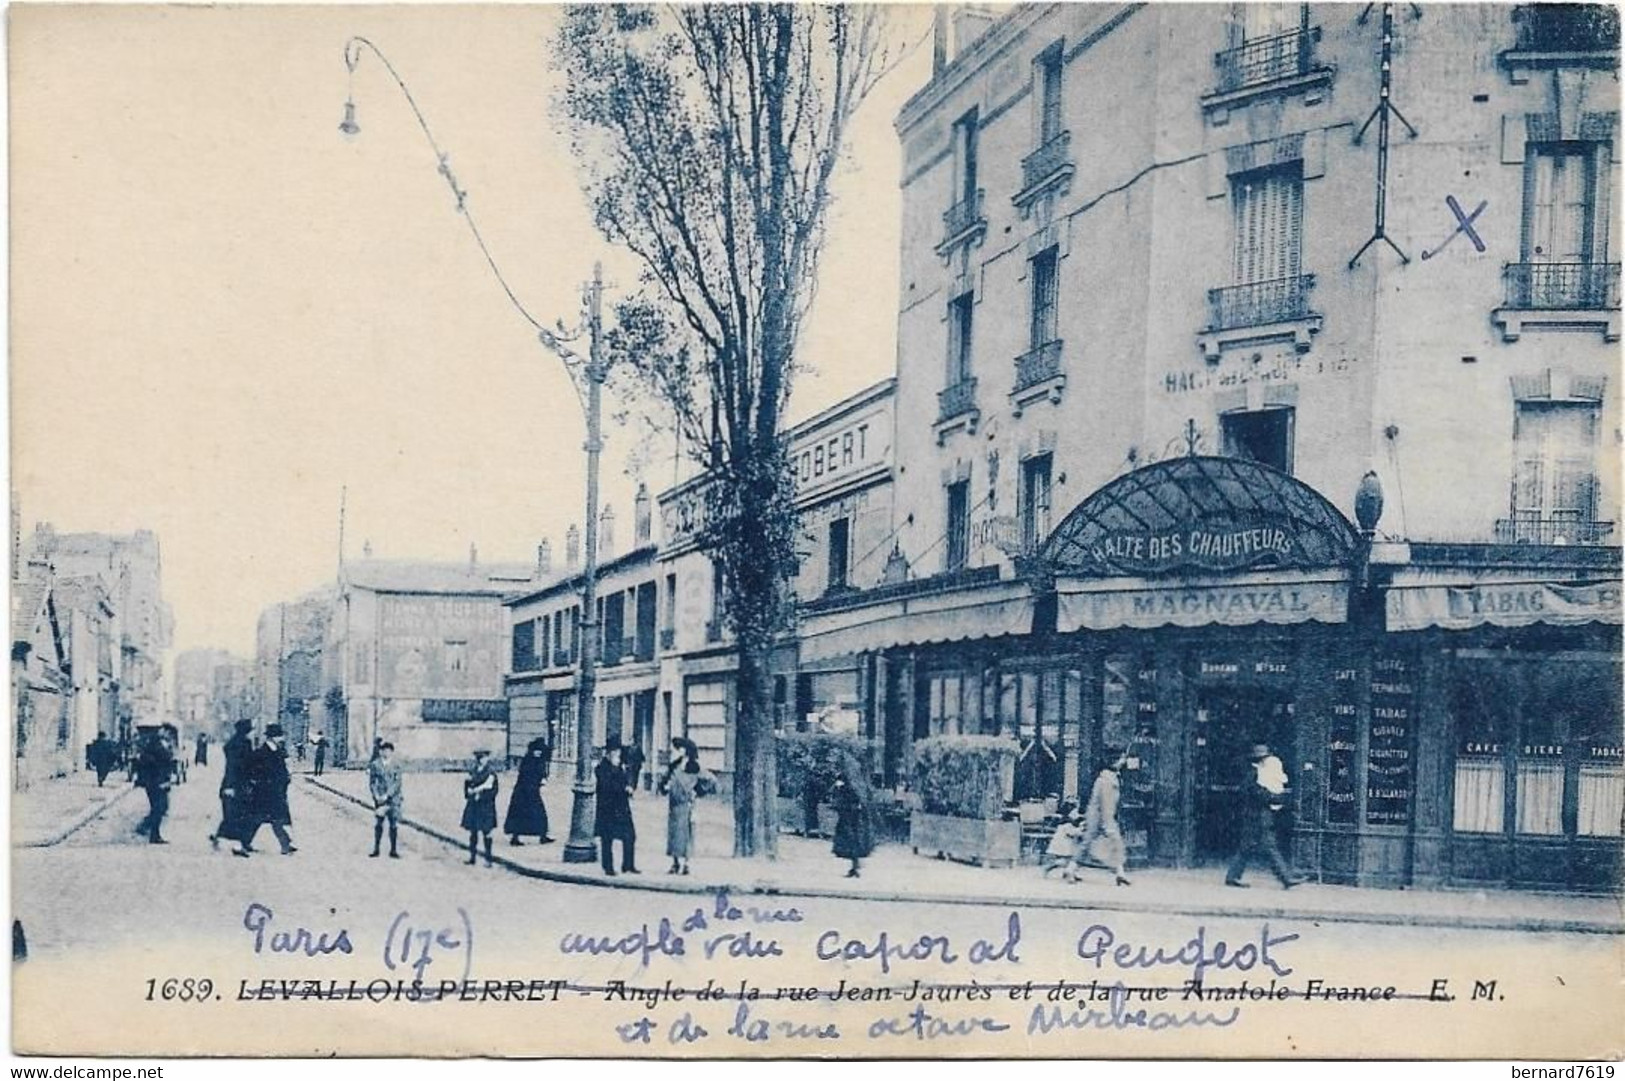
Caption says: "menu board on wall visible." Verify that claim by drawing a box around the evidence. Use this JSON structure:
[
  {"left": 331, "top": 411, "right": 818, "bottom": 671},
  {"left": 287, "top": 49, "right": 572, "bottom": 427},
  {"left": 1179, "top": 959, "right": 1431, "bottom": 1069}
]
[
  {"left": 1366, "top": 653, "right": 1415, "bottom": 826},
  {"left": 1326, "top": 665, "right": 1359, "bottom": 826}
]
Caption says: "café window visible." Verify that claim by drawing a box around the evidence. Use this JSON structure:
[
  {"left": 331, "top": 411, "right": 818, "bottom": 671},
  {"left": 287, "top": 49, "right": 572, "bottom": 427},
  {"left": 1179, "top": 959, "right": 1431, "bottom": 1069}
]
[
  {"left": 918, "top": 667, "right": 987, "bottom": 739},
  {"left": 1020, "top": 454, "right": 1053, "bottom": 553},
  {"left": 945, "top": 480, "right": 971, "bottom": 571},
  {"left": 1221, "top": 407, "right": 1295, "bottom": 474},
  {"left": 827, "top": 517, "right": 851, "bottom": 592}
]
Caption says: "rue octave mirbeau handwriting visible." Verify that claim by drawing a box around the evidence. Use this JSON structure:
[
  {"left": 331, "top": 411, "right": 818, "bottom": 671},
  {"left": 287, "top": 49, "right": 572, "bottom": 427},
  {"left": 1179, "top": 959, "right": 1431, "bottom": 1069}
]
[{"left": 158, "top": 893, "right": 1489, "bottom": 1048}]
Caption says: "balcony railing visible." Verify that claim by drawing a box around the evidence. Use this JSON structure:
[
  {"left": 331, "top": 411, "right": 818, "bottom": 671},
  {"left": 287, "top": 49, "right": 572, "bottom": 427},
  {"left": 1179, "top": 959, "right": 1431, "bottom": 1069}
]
[
  {"left": 1495, "top": 516, "right": 1615, "bottom": 546},
  {"left": 1021, "top": 131, "right": 1072, "bottom": 193},
  {"left": 1503, "top": 262, "right": 1621, "bottom": 310},
  {"left": 1514, "top": 4, "right": 1620, "bottom": 52},
  {"left": 1214, "top": 27, "right": 1317, "bottom": 94},
  {"left": 938, "top": 376, "right": 979, "bottom": 423},
  {"left": 1206, "top": 274, "right": 1316, "bottom": 331},
  {"left": 1013, "top": 340, "right": 1064, "bottom": 394},
  {"left": 659, "top": 627, "right": 676, "bottom": 652},
  {"left": 941, "top": 189, "right": 985, "bottom": 247}
]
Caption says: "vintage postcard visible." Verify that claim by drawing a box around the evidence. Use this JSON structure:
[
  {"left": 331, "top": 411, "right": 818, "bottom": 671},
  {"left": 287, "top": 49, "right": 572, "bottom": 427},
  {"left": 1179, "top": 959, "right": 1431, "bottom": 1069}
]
[{"left": 8, "top": 1, "right": 1623, "bottom": 1061}]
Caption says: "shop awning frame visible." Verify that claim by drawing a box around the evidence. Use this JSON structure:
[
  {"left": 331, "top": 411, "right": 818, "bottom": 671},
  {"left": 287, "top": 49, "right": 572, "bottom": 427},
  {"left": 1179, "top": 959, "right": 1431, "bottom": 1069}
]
[{"left": 798, "top": 577, "right": 1035, "bottom": 663}]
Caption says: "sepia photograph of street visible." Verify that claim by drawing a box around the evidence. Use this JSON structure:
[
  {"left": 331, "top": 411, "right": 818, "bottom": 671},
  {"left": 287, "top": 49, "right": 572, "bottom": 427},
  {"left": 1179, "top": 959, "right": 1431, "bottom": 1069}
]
[{"left": 7, "top": 1, "right": 1624, "bottom": 1061}]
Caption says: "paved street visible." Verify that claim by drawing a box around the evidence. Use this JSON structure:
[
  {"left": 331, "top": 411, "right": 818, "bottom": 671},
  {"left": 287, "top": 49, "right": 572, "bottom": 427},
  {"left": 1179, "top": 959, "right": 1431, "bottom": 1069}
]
[{"left": 12, "top": 761, "right": 1623, "bottom": 1058}]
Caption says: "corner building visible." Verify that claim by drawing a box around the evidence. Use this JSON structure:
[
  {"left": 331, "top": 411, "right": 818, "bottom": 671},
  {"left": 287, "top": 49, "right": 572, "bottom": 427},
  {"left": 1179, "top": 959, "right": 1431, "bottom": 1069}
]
[{"left": 801, "top": 3, "right": 1622, "bottom": 890}]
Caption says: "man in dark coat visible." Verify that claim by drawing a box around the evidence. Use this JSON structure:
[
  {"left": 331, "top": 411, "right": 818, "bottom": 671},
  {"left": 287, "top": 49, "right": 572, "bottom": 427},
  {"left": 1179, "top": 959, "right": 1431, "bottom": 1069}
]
[
  {"left": 1225, "top": 743, "right": 1304, "bottom": 889},
  {"left": 594, "top": 739, "right": 638, "bottom": 876},
  {"left": 503, "top": 738, "right": 553, "bottom": 846},
  {"left": 89, "top": 733, "right": 117, "bottom": 787},
  {"left": 235, "top": 725, "right": 297, "bottom": 857},
  {"left": 311, "top": 732, "right": 327, "bottom": 776},
  {"left": 132, "top": 728, "right": 174, "bottom": 844},
  {"left": 212, "top": 720, "right": 253, "bottom": 850},
  {"left": 194, "top": 731, "right": 209, "bottom": 767}
]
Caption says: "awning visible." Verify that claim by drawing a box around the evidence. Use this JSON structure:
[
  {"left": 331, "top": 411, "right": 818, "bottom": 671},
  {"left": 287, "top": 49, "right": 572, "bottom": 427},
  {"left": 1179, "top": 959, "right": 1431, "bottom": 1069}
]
[
  {"left": 1386, "top": 577, "right": 1623, "bottom": 632},
  {"left": 799, "top": 580, "right": 1034, "bottom": 663},
  {"left": 1057, "top": 570, "right": 1349, "bottom": 632}
]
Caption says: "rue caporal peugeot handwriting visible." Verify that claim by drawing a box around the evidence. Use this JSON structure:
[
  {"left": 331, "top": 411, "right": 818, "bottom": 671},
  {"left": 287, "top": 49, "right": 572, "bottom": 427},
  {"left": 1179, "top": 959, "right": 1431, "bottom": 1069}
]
[{"left": 216, "top": 893, "right": 1481, "bottom": 1047}]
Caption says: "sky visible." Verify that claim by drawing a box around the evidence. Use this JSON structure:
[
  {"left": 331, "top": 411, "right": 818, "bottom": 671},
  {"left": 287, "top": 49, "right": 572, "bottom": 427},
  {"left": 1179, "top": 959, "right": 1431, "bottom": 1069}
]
[{"left": 10, "top": 4, "right": 935, "bottom": 657}]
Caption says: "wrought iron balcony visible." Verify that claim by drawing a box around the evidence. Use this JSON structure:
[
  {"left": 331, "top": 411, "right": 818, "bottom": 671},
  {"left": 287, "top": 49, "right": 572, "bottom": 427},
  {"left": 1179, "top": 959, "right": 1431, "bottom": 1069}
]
[
  {"left": 1214, "top": 27, "right": 1317, "bottom": 94},
  {"left": 1013, "top": 340, "right": 1064, "bottom": 394},
  {"left": 941, "top": 189, "right": 986, "bottom": 248},
  {"left": 1514, "top": 4, "right": 1620, "bottom": 52},
  {"left": 1021, "top": 131, "right": 1072, "bottom": 194},
  {"left": 938, "top": 376, "right": 979, "bottom": 423},
  {"left": 1205, "top": 275, "right": 1317, "bottom": 331},
  {"left": 1495, "top": 516, "right": 1615, "bottom": 546},
  {"left": 1503, "top": 262, "right": 1621, "bottom": 310}
]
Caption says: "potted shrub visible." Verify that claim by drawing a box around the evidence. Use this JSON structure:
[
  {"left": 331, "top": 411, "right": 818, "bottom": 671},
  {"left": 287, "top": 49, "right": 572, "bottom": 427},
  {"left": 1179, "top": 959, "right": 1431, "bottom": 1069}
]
[
  {"left": 909, "top": 735, "right": 1022, "bottom": 867},
  {"left": 775, "top": 731, "right": 874, "bottom": 837}
]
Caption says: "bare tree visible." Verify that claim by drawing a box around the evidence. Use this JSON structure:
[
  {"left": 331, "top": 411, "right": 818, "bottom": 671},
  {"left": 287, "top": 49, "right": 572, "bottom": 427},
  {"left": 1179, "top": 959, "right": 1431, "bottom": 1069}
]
[{"left": 554, "top": 4, "right": 891, "bottom": 856}]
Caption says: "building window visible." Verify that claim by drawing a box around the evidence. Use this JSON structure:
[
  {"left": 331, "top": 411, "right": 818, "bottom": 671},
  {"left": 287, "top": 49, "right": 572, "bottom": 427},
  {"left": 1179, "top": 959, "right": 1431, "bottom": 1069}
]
[
  {"left": 1221, "top": 407, "right": 1295, "bottom": 473},
  {"left": 1216, "top": 3, "right": 1313, "bottom": 93},
  {"left": 1037, "top": 45, "right": 1064, "bottom": 145},
  {"left": 1030, "top": 247, "right": 1059, "bottom": 349},
  {"left": 827, "top": 517, "right": 851, "bottom": 592},
  {"left": 953, "top": 108, "right": 979, "bottom": 209},
  {"left": 445, "top": 640, "right": 468, "bottom": 674},
  {"left": 1233, "top": 163, "right": 1303, "bottom": 284},
  {"left": 947, "top": 292, "right": 975, "bottom": 386},
  {"left": 1020, "top": 454, "right": 1053, "bottom": 553},
  {"left": 1513, "top": 4, "right": 1621, "bottom": 53},
  {"left": 1505, "top": 400, "right": 1603, "bottom": 543},
  {"left": 1505, "top": 143, "right": 1617, "bottom": 311},
  {"left": 945, "top": 480, "right": 971, "bottom": 572},
  {"left": 708, "top": 561, "right": 727, "bottom": 641},
  {"left": 511, "top": 619, "right": 536, "bottom": 672},
  {"left": 663, "top": 573, "right": 677, "bottom": 633}
]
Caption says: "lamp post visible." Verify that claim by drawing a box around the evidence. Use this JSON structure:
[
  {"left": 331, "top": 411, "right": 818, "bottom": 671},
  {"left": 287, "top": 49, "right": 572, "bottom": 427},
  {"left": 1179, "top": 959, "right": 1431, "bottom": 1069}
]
[{"left": 339, "top": 37, "right": 607, "bottom": 863}]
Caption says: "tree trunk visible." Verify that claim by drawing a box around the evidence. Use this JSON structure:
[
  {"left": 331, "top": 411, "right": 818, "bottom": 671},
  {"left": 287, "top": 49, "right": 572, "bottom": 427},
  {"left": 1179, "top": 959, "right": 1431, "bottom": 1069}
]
[{"left": 732, "top": 626, "right": 779, "bottom": 858}]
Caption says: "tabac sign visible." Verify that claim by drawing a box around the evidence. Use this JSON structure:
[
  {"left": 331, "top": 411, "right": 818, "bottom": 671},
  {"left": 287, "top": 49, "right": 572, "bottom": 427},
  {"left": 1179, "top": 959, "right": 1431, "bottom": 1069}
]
[{"left": 1042, "top": 457, "right": 1360, "bottom": 579}]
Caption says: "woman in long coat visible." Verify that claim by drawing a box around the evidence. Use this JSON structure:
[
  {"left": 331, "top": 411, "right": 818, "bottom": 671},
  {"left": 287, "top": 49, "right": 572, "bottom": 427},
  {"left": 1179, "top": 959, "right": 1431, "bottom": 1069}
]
[
  {"left": 462, "top": 749, "right": 500, "bottom": 867},
  {"left": 658, "top": 738, "right": 709, "bottom": 875},
  {"left": 1077, "top": 746, "right": 1131, "bottom": 886},
  {"left": 829, "top": 757, "right": 874, "bottom": 879},
  {"left": 503, "top": 739, "right": 553, "bottom": 846}
]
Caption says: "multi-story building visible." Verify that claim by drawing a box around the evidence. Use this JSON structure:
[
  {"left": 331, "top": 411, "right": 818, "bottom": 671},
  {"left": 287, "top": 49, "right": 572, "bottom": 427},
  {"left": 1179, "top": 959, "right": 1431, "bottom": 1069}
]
[
  {"left": 31, "top": 526, "right": 172, "bottom": 730},
  {"left": 504, "top": 502, "right": 662, "bottom": 787},
  {"left": 811, "top": 3, "right": 1620, "bottom": 890},
  {"left": 11, "top": 557, "right": 74, "bottom": 789},
  {"left": 654, "top": 379, "right": 898, "bottom": 790},
  {"left": 325, "top": 551, "right": 539, "bottom": 767},
  {"left": 255, "top": 589, "right": 334, "bottom": 747}
]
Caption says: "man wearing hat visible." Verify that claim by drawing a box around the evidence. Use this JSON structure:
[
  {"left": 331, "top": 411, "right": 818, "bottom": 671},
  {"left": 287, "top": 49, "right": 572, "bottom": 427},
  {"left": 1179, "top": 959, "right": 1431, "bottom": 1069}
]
[
  {"left": 132, "top": 725, "right": 175, "bottom": 844},
  {"left": 235, "top": 725, "right": 296, "bottom": 857},
  {"left": 461, "top": 749, "right": 500, "bottom": 866},
  {"left": 594, "top": 737, "right": 638, "bottom": 876},
  {"left": 1225, "top": 742, "right": 1303, "bottom": 889}
]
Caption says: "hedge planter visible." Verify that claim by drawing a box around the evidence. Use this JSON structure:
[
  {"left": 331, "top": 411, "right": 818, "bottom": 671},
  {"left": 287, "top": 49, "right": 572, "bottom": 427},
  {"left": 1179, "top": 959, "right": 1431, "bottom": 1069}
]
[
  {"left": 909, "top": 811, "right": 1022, "bottom": 868},
  {"left": 776, "top": 795, "right": 838, "bottom": 838}
]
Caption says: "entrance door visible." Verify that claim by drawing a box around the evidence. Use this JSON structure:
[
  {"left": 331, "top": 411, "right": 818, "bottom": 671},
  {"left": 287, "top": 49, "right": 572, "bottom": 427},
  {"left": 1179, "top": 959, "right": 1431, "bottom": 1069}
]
[{"left": 1193, "top": 688, "right": 1294, "bottom": 863}]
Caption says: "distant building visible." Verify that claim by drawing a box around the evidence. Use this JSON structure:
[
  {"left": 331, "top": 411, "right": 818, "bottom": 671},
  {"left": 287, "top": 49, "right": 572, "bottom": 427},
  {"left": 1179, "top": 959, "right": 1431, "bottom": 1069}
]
[
  {"left": 255, "top": 589, "right": 334, "bottom": 747},
  {"left": 11, "top": 556, "right": 73, "bottom": 789},
  {"left": 174, "top": 648, "right": 250, "bottom": 742},
  {"left": 325, "top": 553, "right": 543, "bottom": 767}
]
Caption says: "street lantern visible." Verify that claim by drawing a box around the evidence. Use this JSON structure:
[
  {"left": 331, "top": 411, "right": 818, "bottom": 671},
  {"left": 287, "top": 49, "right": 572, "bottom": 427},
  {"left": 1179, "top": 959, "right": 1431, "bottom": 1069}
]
[{"left": 339, "top": 100, "right": 360, "bottom": 137}]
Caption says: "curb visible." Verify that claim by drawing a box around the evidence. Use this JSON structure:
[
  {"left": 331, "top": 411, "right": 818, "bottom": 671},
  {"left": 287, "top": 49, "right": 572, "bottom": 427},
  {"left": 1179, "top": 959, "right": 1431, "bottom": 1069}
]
[
  {"left": 302, "top": 777, "right": 1624, "bottom": 936},
  {"left": 18, "top": 783, "right": 135, "bottom": 848}
]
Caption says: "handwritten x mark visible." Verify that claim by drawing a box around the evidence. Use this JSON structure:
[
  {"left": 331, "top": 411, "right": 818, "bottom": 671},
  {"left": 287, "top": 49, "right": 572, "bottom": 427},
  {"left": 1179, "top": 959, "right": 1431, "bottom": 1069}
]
[{"left": 1421, "top": 196, "right": 1488, "bottom": 260}]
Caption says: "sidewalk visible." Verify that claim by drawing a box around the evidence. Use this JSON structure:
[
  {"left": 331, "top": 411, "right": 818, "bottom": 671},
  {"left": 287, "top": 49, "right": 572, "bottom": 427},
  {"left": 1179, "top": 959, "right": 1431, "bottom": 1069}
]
[
  {"left": 306, "top": 769, "right": 1624, "bottom": 934},
  {"left": 12, "top": 769, "right": 135, "bottom": 847}
]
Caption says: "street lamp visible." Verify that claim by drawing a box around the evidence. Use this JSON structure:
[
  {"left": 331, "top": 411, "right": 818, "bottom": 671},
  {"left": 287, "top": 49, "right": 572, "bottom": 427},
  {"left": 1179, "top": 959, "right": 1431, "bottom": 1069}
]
[{"left": 339, "top": 36, "right": 609, "bottom": 864}]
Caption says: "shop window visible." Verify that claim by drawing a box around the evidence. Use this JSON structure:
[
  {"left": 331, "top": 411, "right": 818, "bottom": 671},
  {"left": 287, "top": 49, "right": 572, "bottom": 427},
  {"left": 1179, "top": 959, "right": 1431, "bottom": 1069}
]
[
  {"left": 945, "top": 480, "right": 971, "bottom": 571},
  {"left": 827, "top": 517, "right": 851, "bottom": 592},
  {"left": 1514, "top": 760, "right": 1564, "bottom": 835},
  {"left": 1453, "top": 758, "right": 1506, "bottom": 834},
  {"left": 1221, "top": 407, "right": 1295, "bottom": 473},
  {"left": 1021, "top": 454, "right": 1053, "bottom": 553},
  {"left": 1577, "top": 762, "right": 1624, "bottom": 836}
]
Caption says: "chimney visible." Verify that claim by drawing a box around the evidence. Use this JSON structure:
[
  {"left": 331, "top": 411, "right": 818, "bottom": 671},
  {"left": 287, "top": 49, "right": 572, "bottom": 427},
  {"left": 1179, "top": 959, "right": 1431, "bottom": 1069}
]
[
  {"left": 362, "top": 539, "right": 373, "bottom": 559},
  {"left": 599, "top": 504, "right": 616, "bottom": 561},
  {"left": 932, "top": 7, "right": 948, "bottom": 75},
  {"left": 953, "top": 7, "right": 997, "bottom": 56},
  {"left": 565, "top": 524, "right": 581, "bottom": 571},
  {"left": 536, "top": 539, "right": 553, "bottom": 577},
  {"left": 469, "top": 542, "right": 479, "bottom": 572},
  {"left": 634, "top": 483, "right": 652, "bottom": 547}
]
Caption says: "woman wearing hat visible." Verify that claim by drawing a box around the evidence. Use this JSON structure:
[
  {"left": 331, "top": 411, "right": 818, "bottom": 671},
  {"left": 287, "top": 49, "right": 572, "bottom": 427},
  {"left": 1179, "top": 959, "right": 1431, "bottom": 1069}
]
[
  {"left": 462, "top": 750, "right": 501, "bottom": 867},
  {"left": 503, "top": 738, "right": 553, "bottom": 847},
  {"left": 1077, "top": 747, "right": 1131, "bottom": 887},
  {"left": 658, "top": 737, "right": 711, "bottom": 875}
]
